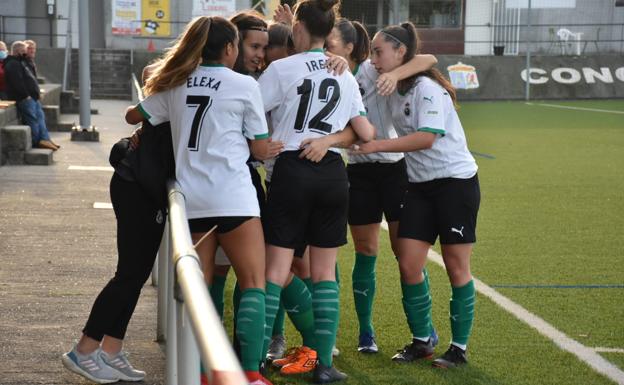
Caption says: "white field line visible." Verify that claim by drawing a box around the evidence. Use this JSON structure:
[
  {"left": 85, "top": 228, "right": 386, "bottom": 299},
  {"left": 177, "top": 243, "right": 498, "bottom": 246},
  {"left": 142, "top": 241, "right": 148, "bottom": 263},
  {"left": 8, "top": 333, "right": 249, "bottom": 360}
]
[
  {"left": 525, "top": 102, "right": 624, "bottom": 115},
  {"left": 380, "top": 220, "right": 624, "bottom": 385},
  {"left": 68, "top": 165, "right": 114, "bottom": 172},
  {"left": 93, "top": 202, "right": 113, "bottom": 209},
  {"left": 595, "top": 348, "right": 624, "bottom": 354}
]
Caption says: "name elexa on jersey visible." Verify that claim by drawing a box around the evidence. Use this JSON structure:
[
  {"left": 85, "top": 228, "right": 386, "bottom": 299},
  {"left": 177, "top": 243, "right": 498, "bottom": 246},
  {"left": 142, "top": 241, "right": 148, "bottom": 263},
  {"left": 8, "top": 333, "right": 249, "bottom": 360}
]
[{"left": 186, "top": 75, "right": 221, "bottom": 91}]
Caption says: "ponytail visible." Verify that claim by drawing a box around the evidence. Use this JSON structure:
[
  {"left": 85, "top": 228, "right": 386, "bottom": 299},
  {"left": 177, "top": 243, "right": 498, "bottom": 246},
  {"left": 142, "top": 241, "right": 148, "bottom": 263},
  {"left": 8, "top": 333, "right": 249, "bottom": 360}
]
[
  {"left": 380, "top": 21, "right": 456, "bottom": 105},
  {"left": 144, "top": 17, "right": 237, "bottom": 96},
  {"left": 334, "top": 18, "right": 369, "bottom": 64},
  {"left": 294, "top": 0, "right": 341, "bottom": 39},
  {"left": 144, "top": 17, "right": 212, "bottom": 96}
]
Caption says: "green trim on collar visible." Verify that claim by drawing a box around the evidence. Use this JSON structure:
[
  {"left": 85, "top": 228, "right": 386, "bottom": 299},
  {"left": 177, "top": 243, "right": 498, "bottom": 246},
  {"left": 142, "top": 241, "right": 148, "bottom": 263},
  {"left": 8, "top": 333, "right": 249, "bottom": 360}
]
[
  {"left": 417, "top": 127, "right": 445, "bottom": 136},
  {"left": 359, "top": 111, "right": 367, "bottom": 116},
  {"left": 200, "top": 63, "right": 226, "bottom": 67},
  {"left": 307, "top": 48, "right": 325, "bottom": 53},
  {"left": 254, "top": 133, "right": 270, "bottom": 140},
  {"left": 352, "top": 63, "right": 360, "bottom": 76},
  {"left": 137, "top": 104, "right": 151, "bottom": 120}
]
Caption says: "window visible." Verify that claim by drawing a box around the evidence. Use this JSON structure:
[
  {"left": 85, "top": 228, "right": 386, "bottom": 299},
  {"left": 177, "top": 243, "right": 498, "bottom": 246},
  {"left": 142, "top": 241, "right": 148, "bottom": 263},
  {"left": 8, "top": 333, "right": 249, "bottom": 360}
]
[{"left": 408, "top": 0, "right": 463, "bottom": 29}]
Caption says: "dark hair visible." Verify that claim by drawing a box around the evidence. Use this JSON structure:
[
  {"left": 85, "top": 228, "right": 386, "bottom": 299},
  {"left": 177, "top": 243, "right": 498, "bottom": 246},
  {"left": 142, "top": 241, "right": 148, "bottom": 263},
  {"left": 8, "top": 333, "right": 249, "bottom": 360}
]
[
  {"left": 268, "top": 22, "right": 294, "bottom": 50},
  {"left": 230, "top": 11, "right": 268, "bottom": 74},
  {"left": 202, "top": 16, "right": 238, "bottom": 62},
  {"left": 294, "top": 0, "right": 341, "bottom": 39},
  {"left": 334, "top": 18, "right": 369, "bottom": 64},
  {"left": 380, "top": 21, "right": 456, "bottom": 104}
]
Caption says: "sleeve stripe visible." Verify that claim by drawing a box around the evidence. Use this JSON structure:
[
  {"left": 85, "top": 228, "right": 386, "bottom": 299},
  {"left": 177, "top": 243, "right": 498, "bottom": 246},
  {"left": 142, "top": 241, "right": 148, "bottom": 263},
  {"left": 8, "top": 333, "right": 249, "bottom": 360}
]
[
  {"left": 137, "top": 104, "right": 151, "bottom": 120},
  {"left": 417, "top": 127, "right": 446, "bottom": 136},
  {"left": 359, "top": 111, "right": 367, "bottom": 116},
  {"left": 254, "top": 133, "right": 270, "bottom": 140}
]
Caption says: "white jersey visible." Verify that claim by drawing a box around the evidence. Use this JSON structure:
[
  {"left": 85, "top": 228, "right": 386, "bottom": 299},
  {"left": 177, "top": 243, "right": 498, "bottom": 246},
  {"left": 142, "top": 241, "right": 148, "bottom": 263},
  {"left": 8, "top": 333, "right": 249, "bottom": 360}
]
[
  {"left": 388, "top": 76, "right": 477, "bottom": 183},
  {"left": 257, "top": 49, "right": 366, "bottom": 153},
  {"left": 348, "top": 60, "right": 403, "bottom": 164},
  {"left": 138, "top": 64, "right": 269, "bottom": 218}
]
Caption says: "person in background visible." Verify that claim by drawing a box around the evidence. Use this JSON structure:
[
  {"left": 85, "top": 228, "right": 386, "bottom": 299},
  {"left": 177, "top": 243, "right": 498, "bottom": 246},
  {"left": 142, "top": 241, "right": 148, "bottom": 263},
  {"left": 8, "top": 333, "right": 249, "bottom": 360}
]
[
  {"left": 3, "top": 41, "right": 58, "bottom": 151},
  {"left": 0, "top": 41, "right": 8, "bottom": 99},
  {"left": 24, "top": 40, "right": 38, "bottom": 79}
]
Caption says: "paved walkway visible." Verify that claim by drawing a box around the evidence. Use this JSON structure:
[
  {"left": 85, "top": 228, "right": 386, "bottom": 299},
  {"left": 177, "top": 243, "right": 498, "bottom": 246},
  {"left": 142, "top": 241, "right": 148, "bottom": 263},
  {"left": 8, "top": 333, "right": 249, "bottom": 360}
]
[{"left": 0, "top": 100, "right": 166, "bottom": 385}]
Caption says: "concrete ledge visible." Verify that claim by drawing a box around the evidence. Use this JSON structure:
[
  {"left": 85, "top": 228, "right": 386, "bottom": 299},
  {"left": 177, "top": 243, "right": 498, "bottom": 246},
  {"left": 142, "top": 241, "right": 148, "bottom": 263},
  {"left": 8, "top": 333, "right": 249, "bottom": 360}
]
[
  {"left": 40, "top": 84, "right": 62, "bottom": 106},
  {"left": 71, "top": 128, "right": 100, "bottom": 142},
  {"left": 6, "top": 150, "right": 24, "bottom": 165},
  {"left": 24, "top": 148, "right": 54, "bottom": 165},
  {"left": 1, "top": 125, "right": 32, "bottom": 151}
]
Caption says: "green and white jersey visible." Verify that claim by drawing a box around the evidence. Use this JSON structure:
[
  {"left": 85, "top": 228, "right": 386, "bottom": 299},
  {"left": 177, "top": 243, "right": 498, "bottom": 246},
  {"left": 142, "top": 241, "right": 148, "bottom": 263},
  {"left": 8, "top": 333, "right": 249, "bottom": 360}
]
[
  {"left": 389, "top": 76, "right": 477, "bottom": 183},
  {"left": 257, "top": 49, "right": 366, "bottom": 154},
  {"left": 138, "top": 64, "right": 269, "bottom": 218},
  {"left": 349, "top": 59, "right": 403, "bottom": 164}
]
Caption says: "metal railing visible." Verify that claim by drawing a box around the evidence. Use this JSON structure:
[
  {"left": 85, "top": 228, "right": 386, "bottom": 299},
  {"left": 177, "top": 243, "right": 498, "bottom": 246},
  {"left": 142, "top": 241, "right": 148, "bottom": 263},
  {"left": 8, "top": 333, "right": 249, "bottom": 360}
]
[
  {"left": 131, "top": 71, "right": 244, "bottom": 385},
  {"left": 155, "top": 180, "right": 247, "bottom": 385}
]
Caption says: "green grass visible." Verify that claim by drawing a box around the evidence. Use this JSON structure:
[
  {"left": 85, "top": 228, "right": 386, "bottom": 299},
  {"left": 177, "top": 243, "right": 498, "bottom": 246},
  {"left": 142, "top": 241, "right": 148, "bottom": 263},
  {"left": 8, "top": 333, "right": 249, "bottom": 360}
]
[{"left": 223, "top": 99, "right": 624, "bottom": 384}]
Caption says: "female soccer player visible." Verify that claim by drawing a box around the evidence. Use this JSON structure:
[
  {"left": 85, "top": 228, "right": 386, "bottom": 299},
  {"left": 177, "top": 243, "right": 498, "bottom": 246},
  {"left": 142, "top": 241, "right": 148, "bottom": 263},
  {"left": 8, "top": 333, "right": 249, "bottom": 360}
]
[
  {"left": 352, "top": 21, "right": 480, "bottom": 369},
  {"left": 325, "top": 17, "right": 438, "bottom": 354},
  {"left": 125, "top": 16, "right": 275, "bottom": 385},
  {"left": 258, "top": 0, "right": 375, "bottom": 382}
]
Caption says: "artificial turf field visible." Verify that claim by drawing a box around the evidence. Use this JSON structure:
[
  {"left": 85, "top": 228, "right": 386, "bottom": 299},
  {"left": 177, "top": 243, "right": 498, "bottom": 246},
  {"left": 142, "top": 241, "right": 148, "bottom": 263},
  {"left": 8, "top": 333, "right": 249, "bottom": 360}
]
[{"left": 224, "top": 99, "right": 624, "bottom": 385}]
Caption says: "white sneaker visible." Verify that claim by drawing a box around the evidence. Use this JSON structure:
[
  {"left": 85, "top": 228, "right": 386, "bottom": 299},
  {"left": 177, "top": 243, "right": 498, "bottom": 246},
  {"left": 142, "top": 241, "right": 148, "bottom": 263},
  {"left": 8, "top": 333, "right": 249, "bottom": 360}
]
[
  {"left": 101, "top": 350, "right": 146, "bottom": 382},
  {"left": 61, "top": 346, "right": 120, "bottom": 384}
]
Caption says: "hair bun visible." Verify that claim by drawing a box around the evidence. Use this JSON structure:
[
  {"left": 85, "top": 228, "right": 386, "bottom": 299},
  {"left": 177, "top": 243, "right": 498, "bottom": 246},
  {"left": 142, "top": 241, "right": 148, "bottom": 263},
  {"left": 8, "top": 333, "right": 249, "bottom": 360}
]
[{"left": 316, "top": 0, "right": 340, "bottom": 12}]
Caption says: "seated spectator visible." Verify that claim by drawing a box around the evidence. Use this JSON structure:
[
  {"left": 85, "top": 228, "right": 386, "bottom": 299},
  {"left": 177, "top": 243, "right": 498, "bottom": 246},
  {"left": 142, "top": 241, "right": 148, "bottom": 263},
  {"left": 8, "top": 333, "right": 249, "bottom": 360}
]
[
  {"left": 24, "top": 40, "right": 37, "bottom": 79},
  {"left": 0, "top": 41, "right": 7, "bottom": 100},
  {"left": 3, "top": 41, "right": 59, "bottom": 151}
]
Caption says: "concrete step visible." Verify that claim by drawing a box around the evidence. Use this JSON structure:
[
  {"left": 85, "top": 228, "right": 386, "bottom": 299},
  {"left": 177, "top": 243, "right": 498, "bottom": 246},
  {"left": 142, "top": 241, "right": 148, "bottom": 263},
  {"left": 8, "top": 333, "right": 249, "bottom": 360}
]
[
  {"left": 92, "top": 93, "right": 132, "bottom": 100},
  {"left": 55, "top": 120, "right": 75, "bottom": 132},
  {"left": 1, "top": 125, "right": 32, "bottom": 151},
  {"left": 43, "top": 105, "right": 60, "bottom": 125},
  {"left": 25, "top": 148, "right": 54, "bottom": 165}
]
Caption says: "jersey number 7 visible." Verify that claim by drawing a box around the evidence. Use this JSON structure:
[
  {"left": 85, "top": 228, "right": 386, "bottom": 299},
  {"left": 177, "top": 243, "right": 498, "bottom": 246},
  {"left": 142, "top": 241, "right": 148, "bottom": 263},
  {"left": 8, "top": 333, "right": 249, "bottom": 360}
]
[
  {"left": 186, "top": 95, "right": 213, "bottom": 151},
  {"left": 293, "top": 78, "right": 341, "bottom": 135}
]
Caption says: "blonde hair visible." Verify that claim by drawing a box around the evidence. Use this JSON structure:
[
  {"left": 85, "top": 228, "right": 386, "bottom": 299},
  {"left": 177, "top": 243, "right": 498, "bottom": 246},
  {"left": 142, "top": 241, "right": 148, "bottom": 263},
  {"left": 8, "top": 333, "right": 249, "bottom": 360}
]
[
  {"left": 143, "top": 17, "right": 212, "bottom": 97},
  {"left": 11, "top": 41, "right": 26, "bottom": 55}
]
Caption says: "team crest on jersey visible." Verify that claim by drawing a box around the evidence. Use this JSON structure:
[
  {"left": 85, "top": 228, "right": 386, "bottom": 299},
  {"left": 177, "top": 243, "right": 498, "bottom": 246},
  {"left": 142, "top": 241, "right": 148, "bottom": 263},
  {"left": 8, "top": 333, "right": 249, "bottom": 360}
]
[{"left": 404, "top": 102, "right": 411, "bottom": 116}]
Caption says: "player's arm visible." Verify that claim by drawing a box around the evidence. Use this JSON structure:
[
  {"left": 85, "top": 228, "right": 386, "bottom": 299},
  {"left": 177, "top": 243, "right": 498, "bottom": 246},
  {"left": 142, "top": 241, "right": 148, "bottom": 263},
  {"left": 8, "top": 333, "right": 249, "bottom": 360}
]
[
  {"left": 299, "top": 126, "right": 357, "bottom": 162},
  {"left": 350, "top": 132, "right": 435, "bottom": 155},
  {"left": 125, "top": 105, "right": 143, "bottom": 125},
  {"left": 377, "top": 54, "right": 438, "bottom": 96},
  {"left": 349, "top": 115, "right": 376, "bottom": 142},
  {"left": 249, "top": 138, "right": 271, "bottom": 161}
]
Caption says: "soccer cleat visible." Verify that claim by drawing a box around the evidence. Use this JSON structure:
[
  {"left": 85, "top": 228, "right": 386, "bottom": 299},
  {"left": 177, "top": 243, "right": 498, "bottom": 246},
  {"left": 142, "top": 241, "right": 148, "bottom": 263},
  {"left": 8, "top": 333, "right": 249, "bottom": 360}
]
[
  {"left": 272, "top": 347, "right": 299, "bottom": 368},
  {"left": 432, "top": 345, "right": 468, "bottom": 368},
  {"left": 61, "top": 346, "right": 120, "bottom": 384},
  {"left": 357, "top": 332, "right": 379, "bottom": 353},
  {"left": 101, "top": 350, "right": 146, "bottom": 382},
  {"left": 391, "top": 338, "right": 435, "bottom": 363},
  {"left": 245, "top": 370, "right": 273, "bottom": 385},
  {"left": 312, "top": 363, "right": 347, "bottom": 384},
  {"left": 266, "top": 334, "right": 287, "bottom": 361},
  {"left": 280, "top": 346, "right": 317, "bottom": 375}
]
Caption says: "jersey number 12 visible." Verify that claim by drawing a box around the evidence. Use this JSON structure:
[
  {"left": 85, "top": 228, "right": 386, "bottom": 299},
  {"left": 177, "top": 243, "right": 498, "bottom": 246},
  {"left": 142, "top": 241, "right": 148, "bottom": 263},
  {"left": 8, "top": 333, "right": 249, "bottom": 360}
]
[
  {"left": 186, "top": 95, "right": 212, "bottom": 151},
  {"left": 293, "top": 78, "right": 341, "bottom": 134}
]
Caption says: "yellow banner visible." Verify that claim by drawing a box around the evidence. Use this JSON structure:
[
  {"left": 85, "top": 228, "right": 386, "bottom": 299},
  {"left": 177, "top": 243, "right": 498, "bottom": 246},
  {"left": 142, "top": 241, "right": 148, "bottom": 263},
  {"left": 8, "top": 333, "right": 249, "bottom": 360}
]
[{"left": 141, "top": 0, "right": 170, "bottom": 36}]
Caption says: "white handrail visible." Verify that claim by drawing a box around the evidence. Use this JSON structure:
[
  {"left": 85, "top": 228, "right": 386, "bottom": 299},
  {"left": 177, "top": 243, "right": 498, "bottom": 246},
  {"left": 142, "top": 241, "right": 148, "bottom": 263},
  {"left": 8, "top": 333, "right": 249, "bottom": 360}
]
[{"left": 159, "top": 179, "right": 246, "bottom": 385}]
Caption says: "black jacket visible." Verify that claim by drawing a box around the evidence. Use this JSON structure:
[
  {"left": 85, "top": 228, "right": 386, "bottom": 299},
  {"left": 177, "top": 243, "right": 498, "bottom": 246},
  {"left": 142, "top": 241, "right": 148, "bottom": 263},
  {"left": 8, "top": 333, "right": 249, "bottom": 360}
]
[
  {"left": 3, "top": 55, "right": 40, "bottom": 102},
  {"left": 109, "top": 121, "right": 176, "bottom": 208}
]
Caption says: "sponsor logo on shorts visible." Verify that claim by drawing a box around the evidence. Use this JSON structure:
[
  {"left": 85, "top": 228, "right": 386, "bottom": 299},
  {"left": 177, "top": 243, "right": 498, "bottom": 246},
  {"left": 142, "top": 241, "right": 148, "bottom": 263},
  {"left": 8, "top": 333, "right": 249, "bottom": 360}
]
[
  {"left": 451, "top": 226, "right": 464, "bottom": 237},
  {"left": 156, "top": 210, "right": 164, "bottom": 224}
]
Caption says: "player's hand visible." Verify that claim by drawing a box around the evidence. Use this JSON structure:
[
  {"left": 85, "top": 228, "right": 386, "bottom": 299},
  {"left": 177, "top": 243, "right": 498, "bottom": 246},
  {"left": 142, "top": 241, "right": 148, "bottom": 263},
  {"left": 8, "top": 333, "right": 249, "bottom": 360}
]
[
  {"left": 349, "top": 140, "right": 378, "bottom": 155},
  {"left": 299, "top": 136, "right": 331, "bottom": 162},
  {"left": 267, "top": 137, "right": 284, "bottom": 158},
  {"left": 273, "top": 4, "right": 293, "bottom": 25},
  {"left": 376, "top": 72, "right": 399, "bottom": 96},
  {"left": 326, "top": 55, "right": 348, "bottom": 76},
  {"left": 129, "top": 127, "right": 142, "bottom": 150}
]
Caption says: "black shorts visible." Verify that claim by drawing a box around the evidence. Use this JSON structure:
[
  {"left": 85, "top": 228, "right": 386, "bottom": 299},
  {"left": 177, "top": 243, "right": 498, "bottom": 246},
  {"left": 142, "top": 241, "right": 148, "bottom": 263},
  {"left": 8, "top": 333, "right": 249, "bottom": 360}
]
[
  {"left": 249, "top": 163, "right": 266, "bottom": 216},
  {"left": 347, "top": 159, "right": 408, "bottom": 225},
  {"left": 188, "top": 216, "right": 253, "bottom": 234},
  {"left": 398, "top": 174, "right": 480, "bottom": 245},
  {"left": 264, "top": 150, "right": 348, "bottom": 249},
  {"left": 265, "top": 180, "right": 306, "bottom": 257}
]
